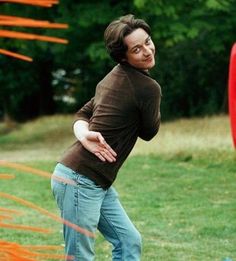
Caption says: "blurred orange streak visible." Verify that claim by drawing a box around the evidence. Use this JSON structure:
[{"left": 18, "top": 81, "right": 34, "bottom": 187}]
[
  {"left": 0, "top": 15, "right": 38, "bottom": 20},
  {"left": 0, "top": 0, "right": 58, "bottom": 2},
  {"left": 0, "top": 49, "right": 32, "bottom": 61},
  {"left": 0, "top": 214, "right": 13, "bottom": 221},
  {"left": 0, "top": 240, "right": 73, "bottom": 261},
  {"left": 0, "top": 0, "right": 68, "bottom": 61},
  {"left": 0, "top": 203, "right": 50, "bottom": 234},
  {"left": 0, "top": 0, "right": 58, "bottom": 7},
  {"left": 0, "top": 20, "right": 68, "bottom": 29},
  {"left": 0, "top": 207, "right": 23, "bottom": 215},
  {"left": 0, "top": 29, "right": 68, "bottom": 44},
  {"left": 0, "top": 222, "right": 51, "bottom": 233},
  {"left": 0, "top": 240, "right": 37, "bottom": 261},
  {"left": 24, "top": 245, "right": 63, "bottom": 250},
  {"left": 0, "top": 160, "right": 77, "bottom": 186},
  {"left": 26, "top": 253, "right": 73, "bottom": 259},
  {"left": 0, "top": 173, "right": 15, "bottom": 179},
  {"left": 0, "top": 192, "right": 95, "bottom": 238},
  {"left": 0, "top": 15, "right": 68, "bottom": 29},
  {"left": 0, "top": 160, "right": 52, "bottom": 178}
]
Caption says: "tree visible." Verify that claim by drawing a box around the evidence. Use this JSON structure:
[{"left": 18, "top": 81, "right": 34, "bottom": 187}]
[
  {"left": 57, "top": 0, "right": 236, "bottom": 120},
  {"left": 0, "top": 0, "right": 68, "bottom": 123},
  {"left": 133, "top": 0, "right": 236, "bottom": 119},
  {"left": 1, "top": 0, "right": 236, "bottom": 123}
]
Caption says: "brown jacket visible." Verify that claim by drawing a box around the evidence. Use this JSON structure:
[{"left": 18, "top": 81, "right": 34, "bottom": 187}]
[{"left": 60, "top": 63, "right": 161, "bottom": 189}]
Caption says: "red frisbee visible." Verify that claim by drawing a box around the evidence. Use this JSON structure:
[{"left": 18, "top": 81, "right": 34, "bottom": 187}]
[{"left": 228, "top": 43, "right": 236, "bottom": 148}]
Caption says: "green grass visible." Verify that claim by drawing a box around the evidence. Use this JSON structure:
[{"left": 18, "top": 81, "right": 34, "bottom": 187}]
[{"left": 0, "top": 114, "right": 236, "bottom": 260}]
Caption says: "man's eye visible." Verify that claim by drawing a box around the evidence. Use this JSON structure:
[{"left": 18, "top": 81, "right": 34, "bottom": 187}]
[
  {"left": 146, "top": 38, "right": 151, "bottom": 44},
  {"left": 133, "top": 48, "right": 140, "bottom": 53}
]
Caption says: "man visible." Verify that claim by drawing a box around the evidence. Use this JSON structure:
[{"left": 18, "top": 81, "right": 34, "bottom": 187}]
[{"left": 51, "top": 14, "right": 161, "bottom": 260}]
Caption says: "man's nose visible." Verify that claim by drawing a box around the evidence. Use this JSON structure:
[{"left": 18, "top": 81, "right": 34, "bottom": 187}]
[{"left": 143, "top": 46, "right": 152, "bottom": 56}]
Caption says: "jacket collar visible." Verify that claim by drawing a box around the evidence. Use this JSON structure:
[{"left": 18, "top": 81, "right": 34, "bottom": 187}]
[{"left": 119, "top": 62, "right": 151, "bottom": 77}]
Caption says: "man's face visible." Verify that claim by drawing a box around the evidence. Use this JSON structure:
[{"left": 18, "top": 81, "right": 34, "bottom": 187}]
[{"left": 123, "top": 28, "right": 155, "bottom": 71}]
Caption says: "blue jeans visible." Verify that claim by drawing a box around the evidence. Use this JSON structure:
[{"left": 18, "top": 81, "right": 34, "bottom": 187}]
[{"left": 51, "top": 163, "right": 142, "bottom": 261}]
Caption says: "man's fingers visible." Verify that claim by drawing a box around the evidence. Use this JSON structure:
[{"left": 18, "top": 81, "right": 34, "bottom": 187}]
[
  {"left": 94, "top": 152, "right": 106, "bottom": 162},
  {"left": 101, "top": 143, "right": 117, "bottom": 158},
  {"left": 97, "top": 133, "right": 105, "bottom": 144},
  {"left": 94, "top": 150, "right": 116, "bottom": 163},
  {"left": 97, "top": 133, "right": 117, "bottom": 157},
  {"left": 99, "top": 146, "right": 116, "bottom": 162},
  {"left": 108, "top": 146, "right": 117, "bottom": 157},
  {"left": 103, "top": 151, "right": 116, "bottom": 162}
]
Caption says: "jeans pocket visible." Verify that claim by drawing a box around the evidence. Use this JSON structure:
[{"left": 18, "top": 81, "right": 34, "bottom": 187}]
[
  {"left": 51, "top": 177, "right": 67, "bottom": 212},
  {"left": 76, "top": 175, "right": 104, "bottom": 200}
]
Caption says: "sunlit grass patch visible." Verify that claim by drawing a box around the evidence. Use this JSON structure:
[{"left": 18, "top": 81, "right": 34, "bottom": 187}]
[
  {"left": 0, "top": 115, "right": 73, "bottom": 149},
  {"left": 0, "top": 114, "right": 234, "bottom": 163},
  {"left": 116, "top": 155, "right": 236, "bottom": 260},
  {"left": 133, "top": 114, "right": 233, "bottom": 158}
]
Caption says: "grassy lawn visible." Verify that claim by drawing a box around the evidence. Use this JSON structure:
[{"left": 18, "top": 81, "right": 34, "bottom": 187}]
[{"left": 0, "top": 115, "right": 236, "bottom": 260}]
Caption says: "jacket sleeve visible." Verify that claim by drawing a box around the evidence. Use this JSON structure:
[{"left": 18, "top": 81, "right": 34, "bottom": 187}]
[
  {"left": 138, "top": 83, "right": 161, "bottom": 141},
  {"left": 73, "top": 97, "right": 94, "bottom": 123}
]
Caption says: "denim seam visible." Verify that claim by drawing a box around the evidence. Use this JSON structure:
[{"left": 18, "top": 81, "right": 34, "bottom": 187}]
[
  {"left": 75, "top": 182, "right": 97, "bottom": 260},
  {"left": 100, "top": 210, "right": 124, "bottom": 261},
  {"left": 74, "top": 186, "right": 80, "bottom": 261}
]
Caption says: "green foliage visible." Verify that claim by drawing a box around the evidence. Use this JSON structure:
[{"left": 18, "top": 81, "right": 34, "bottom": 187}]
[
  {"left": 0, "top": 0, "right": 236, "bottom": 122},
  {"left": 131, "top": 0, "right": 236, "bottom": 119}
]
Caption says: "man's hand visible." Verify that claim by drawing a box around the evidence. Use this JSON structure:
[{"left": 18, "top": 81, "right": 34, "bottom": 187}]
[{"left": 74, "top": 120, "right": 117, "bottom": 162}]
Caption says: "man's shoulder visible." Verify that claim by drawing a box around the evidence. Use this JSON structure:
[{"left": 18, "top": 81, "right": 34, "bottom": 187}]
[
  {"left": 98, "top": 64, "right": 131, "bottom": 89},
  {"left": 119, "top": 63, "right": 158, "bottom": 86}
]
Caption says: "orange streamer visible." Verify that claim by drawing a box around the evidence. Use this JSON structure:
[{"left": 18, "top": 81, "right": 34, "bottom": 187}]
[
  {"left": 0, "top": 207, "right": 23, "bottom": 215},
  {"left": 0, "top": 173, "right": 15, "bottom": 179},
  {"left": 0, "top": 15, "right": 38, "bottom": 21},
  {"left": 0, "top": 0, "right": 58, "bottom": 7},
  {"left": 0, "top": 160, "right": 52, "bottom": 178},
  {"left": 0, "top": 49, "right": 32, "bottom": 61},
  {"left": 0, "top": 240, "right": 73, "bottom": 261},
  {"left": 0, "top": 222, "right": 51, "bottom": 233},
  {"left": 0, "top": 160, "right": 77, "bottom": 186},
  {"left": 0, "top": 15, "right": 66, "bottom": 26},
  {"left": 0, "top": 20, "right": 68, "bottom": 29},
  {"left": 0, "top": 214, "right": 13, "bottom": 221},
  {"left": 24, "top": 245, "right": 63, "bottom": 250},
  {"left": 0, "top": 29, "right": 68, "bottom": 44},
  {"left": 0, "top": 1, "right": 68, "bottom": 61},
  {"left": 0, "top": 192, "right": 95, "bottom": 238}
]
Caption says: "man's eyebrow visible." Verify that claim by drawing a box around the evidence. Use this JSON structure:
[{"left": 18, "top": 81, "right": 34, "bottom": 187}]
[
  {"left": 130, "top": 44, "right": 141, "bottom": 51},
  {"left": 130, "top": 36, "right": 151, "bottom": 51}
]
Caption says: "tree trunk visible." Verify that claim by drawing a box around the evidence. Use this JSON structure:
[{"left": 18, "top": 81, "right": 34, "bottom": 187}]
[
  {"left": 2, "top": 99, "right": 17, "bottom": 129},
  {"left": 37, "top": 51, "right": 55, "bottom": 116}
]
